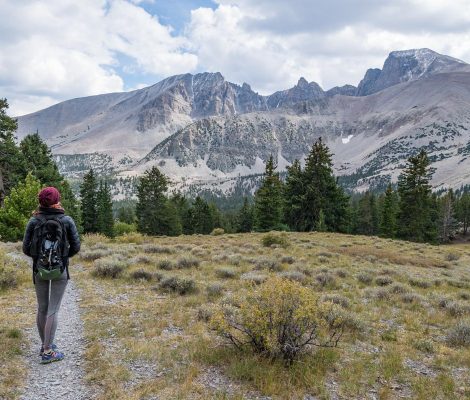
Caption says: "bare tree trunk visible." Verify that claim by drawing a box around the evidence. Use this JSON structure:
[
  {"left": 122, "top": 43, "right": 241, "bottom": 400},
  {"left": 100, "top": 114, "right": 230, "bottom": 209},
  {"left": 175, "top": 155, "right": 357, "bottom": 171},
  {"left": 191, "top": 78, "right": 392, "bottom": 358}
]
[{"left": 0, "top": 166, "right": 5, "bottom": 207}]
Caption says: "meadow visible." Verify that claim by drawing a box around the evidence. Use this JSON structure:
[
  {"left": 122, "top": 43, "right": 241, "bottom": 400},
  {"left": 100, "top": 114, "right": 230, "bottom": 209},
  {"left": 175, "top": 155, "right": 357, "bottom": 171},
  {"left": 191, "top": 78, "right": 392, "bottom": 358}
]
[{"left": 1, "top": 231, "right": 469, "bottom": 399}]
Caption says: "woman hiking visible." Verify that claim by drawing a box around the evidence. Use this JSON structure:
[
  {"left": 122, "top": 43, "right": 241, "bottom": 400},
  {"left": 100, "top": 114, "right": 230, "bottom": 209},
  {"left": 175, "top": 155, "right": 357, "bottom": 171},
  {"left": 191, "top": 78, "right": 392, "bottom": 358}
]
[{"left": 22, "top": 186, "right": 80, "bottom": 364}]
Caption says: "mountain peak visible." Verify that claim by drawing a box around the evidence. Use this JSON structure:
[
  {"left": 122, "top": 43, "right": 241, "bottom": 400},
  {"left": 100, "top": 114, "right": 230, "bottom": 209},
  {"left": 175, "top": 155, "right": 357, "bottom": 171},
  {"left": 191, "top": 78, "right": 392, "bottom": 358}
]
[
  {"left": 356, "top": 48, "right": 466, "bottom": 96},
  {"left": 297, "top": 77, "right": 309, "bottom": 87}
]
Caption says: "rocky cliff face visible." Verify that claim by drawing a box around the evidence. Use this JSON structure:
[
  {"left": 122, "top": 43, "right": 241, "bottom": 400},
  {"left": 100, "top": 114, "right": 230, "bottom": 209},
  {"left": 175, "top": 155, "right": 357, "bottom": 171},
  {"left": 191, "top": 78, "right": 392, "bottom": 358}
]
[
  {"left": 356, "top": 48, "right": 466, "bottom": 96},
  {"left": 15, "top": 48, "right": 470, "bottom": 198}
]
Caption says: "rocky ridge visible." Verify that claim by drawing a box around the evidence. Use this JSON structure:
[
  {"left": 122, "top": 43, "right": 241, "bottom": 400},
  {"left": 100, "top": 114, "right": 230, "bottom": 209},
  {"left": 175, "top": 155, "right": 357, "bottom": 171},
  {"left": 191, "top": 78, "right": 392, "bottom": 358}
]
[{"left": 15, "top": 48, "right": 470, "bottom": 197}]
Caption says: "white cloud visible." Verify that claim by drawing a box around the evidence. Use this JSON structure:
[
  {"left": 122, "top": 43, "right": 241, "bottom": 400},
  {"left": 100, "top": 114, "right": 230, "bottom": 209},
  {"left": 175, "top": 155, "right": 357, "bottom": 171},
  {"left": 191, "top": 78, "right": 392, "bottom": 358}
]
[
  {"left": 105, "top": 1, "right": 197, "bottom": 76},
  {"left": 187, "top": 0, "right": 470, "bottom": 93},
  {"left": 0, "top": 0, "right": 196, "bottom": 116},
  {"left": 2, "top": 0, "right": 470, "bottom": 116}
]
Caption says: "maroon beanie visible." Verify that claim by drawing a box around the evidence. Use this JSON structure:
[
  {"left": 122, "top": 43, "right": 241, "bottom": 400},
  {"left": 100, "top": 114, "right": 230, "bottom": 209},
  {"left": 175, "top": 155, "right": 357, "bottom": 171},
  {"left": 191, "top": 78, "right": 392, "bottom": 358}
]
[{"left": 38, "top": 187, "right": 61, "bottom": 207}]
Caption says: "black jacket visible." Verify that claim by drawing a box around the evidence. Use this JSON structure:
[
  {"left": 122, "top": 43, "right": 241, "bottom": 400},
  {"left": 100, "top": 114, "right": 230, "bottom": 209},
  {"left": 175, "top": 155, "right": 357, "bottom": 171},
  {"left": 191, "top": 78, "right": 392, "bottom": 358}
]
[{"left": 22, "top": 207, "right": 81, "bottom": 282}]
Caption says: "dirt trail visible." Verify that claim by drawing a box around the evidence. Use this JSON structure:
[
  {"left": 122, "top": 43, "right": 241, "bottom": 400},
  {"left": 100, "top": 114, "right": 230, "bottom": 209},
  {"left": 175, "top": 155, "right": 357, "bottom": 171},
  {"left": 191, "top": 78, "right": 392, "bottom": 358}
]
[{"left": 18, "top": 270, "right": 92, "bottom": 400}]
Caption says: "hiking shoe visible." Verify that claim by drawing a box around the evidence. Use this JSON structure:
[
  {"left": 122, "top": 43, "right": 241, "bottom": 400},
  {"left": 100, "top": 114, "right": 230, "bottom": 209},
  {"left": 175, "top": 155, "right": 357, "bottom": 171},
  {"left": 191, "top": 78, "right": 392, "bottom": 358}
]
[
  {"left": 39, "top": 343, "right": 58, "bottom": 356},
  {"left": 41, "top": 350, "right": 64, "bottom": 364}
]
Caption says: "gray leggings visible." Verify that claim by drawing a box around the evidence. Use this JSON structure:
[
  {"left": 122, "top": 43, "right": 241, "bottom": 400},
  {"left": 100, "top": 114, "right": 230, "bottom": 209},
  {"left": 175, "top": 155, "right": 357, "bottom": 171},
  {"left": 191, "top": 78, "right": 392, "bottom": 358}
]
[{"left": 34, "top": 270, "right": 68, "bottom": 349}]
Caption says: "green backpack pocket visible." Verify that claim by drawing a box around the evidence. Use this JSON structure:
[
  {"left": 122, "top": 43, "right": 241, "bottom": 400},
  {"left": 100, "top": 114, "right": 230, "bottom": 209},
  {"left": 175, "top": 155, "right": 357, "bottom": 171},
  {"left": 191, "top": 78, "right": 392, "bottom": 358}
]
[{"left": 37, "top": 267, "right": 63, "bottom": 281}]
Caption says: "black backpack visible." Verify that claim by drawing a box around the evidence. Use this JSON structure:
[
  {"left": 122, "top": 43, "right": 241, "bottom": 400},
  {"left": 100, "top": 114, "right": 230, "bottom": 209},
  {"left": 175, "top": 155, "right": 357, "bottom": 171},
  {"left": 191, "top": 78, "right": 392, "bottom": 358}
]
[{"left": 30, "top": 215, "right": 69, "bottom": 276}]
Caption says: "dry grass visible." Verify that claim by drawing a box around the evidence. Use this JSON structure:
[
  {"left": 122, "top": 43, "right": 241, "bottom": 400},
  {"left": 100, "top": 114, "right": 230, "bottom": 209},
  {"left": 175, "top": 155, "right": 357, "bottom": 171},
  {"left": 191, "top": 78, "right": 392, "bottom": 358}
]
[
  {"left": 0, "top": 244, "right": 35, "bottom": 399},
  {"left": 2, "top": 232, "right": 470, "bottom": 399}
]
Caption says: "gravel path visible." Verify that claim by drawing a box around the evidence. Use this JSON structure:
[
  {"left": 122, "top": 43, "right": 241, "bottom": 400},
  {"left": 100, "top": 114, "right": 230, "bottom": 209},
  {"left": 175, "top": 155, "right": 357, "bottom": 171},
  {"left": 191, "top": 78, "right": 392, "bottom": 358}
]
[{"left": 19, "top": 279, "right": 92, "bottom": 400}]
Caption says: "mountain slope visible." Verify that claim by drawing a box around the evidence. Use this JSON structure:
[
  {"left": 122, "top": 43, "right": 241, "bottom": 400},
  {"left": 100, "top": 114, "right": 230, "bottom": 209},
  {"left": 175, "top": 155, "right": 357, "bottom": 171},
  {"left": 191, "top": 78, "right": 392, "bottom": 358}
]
[
  {"left": 138, "top": 70, "right": 470, "bottom": 192},
  {"left": 17, "top": 73, "right": 269, "bottom": 160},
  {"left": 15, "top": 48, "right": 470, "bottom": 197}
]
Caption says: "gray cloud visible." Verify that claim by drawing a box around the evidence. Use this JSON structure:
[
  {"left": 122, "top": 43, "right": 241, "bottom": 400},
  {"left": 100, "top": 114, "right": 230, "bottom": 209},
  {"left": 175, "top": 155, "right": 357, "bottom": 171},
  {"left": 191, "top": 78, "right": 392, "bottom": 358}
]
[
  {"left": 2, "top": 0, "right": 470, "bottom": 115},
  {"left": 221, "top": 0, "right": 470, "bottom": 35}
]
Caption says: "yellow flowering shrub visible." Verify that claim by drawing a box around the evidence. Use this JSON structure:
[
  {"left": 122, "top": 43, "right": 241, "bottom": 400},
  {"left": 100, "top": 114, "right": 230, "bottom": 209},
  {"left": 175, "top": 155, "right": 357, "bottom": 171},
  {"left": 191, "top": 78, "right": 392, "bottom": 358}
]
[{"left": 212, "top": 276, "right": 346, "bottom": 364}]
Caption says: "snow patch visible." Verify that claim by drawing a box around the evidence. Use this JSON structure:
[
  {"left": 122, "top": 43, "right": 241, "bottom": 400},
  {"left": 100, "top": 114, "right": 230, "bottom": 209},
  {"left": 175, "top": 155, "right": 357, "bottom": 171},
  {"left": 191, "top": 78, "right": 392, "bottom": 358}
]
[{"left": 342, "top": 134, "right": 354, "bottom": 144}]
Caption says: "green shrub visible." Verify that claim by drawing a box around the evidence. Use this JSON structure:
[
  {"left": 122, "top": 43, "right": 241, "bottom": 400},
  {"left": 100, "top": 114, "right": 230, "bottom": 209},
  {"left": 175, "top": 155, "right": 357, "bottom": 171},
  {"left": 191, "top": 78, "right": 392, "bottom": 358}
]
[
  {"left": 211, "top": 228, "right": 225, "bottom": 236},
  {"left": 143, "top": 244, "right": 174, "bottom": 254},
  {"left": 227, "top": 254, "right": 242, "bottom": 266},
  {"left": 315, "top": 272, "right": 336, "bottom": 288},
  {"left": 79, "top": 249, "right": 111, "bottom": 261},
  {"left": 375, "top": 276, "right": 393, "bottom": 286},
  {"left": 130, "top": 269, "right": 154, "bottom": 281},
  {"left": 240, "top": 272, "right": 268, "bottom": 285},
  {"left": 261, "top": 232, "right": 289, "bottom": 248},
  {"left": 176, "top": 257, "right": 200, "bottom": 269},
  {"left": 447, "top": 280, "right": 470, "bottom": 289},
  {"left": 215, "top": 267, "right": 237, "bottom": 279},
  {"left": 160, "top": 276, "right": 196, "bottom": 295},
  {"left": 357, "top": 273, "right": 373, "bottom": 285},
  {"left": 212, "top": 276, "right": 347, "bottom": 365},
  {"left": 131, "top": 255, "right": 153, "bottom": 264},
  {"left": 281, "top": 256, "right": 295, "bottom": 264},
  {"left": 114, "top": 232, "right": 147, "bottom": 244},
  {"left": 389, "top": 283, "right": 411, "bottom": 294},
  {"left": 92, "top": 256, "right": 128, "bottom": 279},
  {"left": 335, "top": 269, "right": 347, "bottom": 278},
  {"left": 413, "top": 339, "right": 434, "bottom": 353},
  {"left": 254, "top": 257, "right": 282, "bottom": 272},
  {"left": 446, "top": 321, "right": 470, "bottom": 347},
  {"left": 322, "top": 294, "right": 350, "bottom": 309},
  {"left": 157, "top": 259, "right": 174, "bottom": 270},
  {"left": 206, "top": 283, "right": 225, "bottom": 298},
  {"left": 445, "top": 302, "right": 470, "bottom": 317},
  {"left": 459, "top": 292, "right": 470, "bottom": 300},
  {"left": 409, "top": 278, "right": 431, "bottom": 288},
  {"left": 197, "top": 307, "right": 214, "bottom": 322},
  {"left": 445, "top": 252, "right": 460, "bottom": 262},
  {"left": 381, "top": 328, "right": 398, "bottom": 342},
  {"left": 369, "top": 288, "right": 391, "bottom": 301},
  {"left": 0, "top": 267, "right": 18, "bottom": 291},
  {"left": 400, "top": 293, "right": 422, "bottom": 304},
  {"left": 114, "top": 221, "right": 137, "bottom": 236},
  {"left": 277, "top": 270, "right": 306, "bottom": 283}
]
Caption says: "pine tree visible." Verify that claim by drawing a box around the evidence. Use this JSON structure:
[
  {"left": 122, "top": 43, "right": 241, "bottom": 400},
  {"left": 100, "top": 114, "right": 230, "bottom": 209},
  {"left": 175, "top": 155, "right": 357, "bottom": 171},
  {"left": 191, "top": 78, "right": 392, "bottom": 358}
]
[
  {"left": 455, "top": 192, "right": 470, "bottom": 235},
  {"left": 356, "top": 192, "right": 380, "bottom": 235},
  {"left": 136, "top": 166, "right": 181, "bottom": 236},
  {"left": 79, "top": 169, "right": 98, "bottom": 233},
  {"left": 59, "top": 179, "right": 81, "bottom": 231},
  {"left": 348, "top": 197, "right": 360, "bottom": 234},
  {"left": 170, "top": 193, "right": 192, "bottom": 234},
  {"left": 209, "top": 202, "right": 222, "bottom": 229},
  {"left": 20, "top": 133, "right": 62, "bottom": 186},
  {"left": 191, "top": 197, "right": 214, "bottom": 234},
  {"left": 0, "top": 99, "right": 25, "bottom": 204},
  {"left": 380, "top": 184, "right": 398, "bottom": 237},
  {"left": 302, "top": 138, "right": 349, "bottom": 232},
  {"left": 283, "top": 159, "right": 304, "bottom": 231},
  {"left": 116, "top": 203, "right": 136, "bottom": 224},
  {"left": 316, "top": 209, "right": 327, "bottom": 231},
  {"left": 0, "top": 173, "right": 42, "bottom": 241},
  {"left": 397, "top": 150, "right": 437, "bottom": 243},
  {"left": 19, "top": 132, "right": 80, "bottom": 224},
  {"left": 164, "top": 200, "right": 183, "bottom": 236},
  {"left": 254, "top": 155, "right": 283, "bottom": 231},
  {"left": 236, "top": 197, "right": 253, "bottom": 233},
  {"left": 97, "top": 180, "right": 114, "bottom": 237}
]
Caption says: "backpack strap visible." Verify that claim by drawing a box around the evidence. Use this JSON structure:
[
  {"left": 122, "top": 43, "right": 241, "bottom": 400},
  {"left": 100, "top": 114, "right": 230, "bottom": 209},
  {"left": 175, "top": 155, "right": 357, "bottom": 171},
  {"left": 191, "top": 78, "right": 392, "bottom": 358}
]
[
  {"left": 47, "top": 214, "right": 69, "bottom": 257},
  {"left": 29, "top": 215, "right": 48, "bottom": 257}
]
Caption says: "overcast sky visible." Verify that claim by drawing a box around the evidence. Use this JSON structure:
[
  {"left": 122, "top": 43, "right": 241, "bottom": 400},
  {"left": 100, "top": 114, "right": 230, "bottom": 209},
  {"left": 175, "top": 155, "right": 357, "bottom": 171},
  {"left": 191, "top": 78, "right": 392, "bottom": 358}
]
[{"left": 1, "top": 0, "right": 470, "bottom": 116}]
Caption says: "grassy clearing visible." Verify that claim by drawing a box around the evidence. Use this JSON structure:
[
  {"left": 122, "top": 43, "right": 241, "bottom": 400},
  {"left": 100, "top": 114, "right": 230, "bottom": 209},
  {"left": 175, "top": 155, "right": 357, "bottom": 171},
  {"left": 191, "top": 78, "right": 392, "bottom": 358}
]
[
  {"left": 0, "top": 243, "right": 35, "bottom": 399},
  {"left": 2, "top": 232, "right": 470, "bottom": 399}
]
